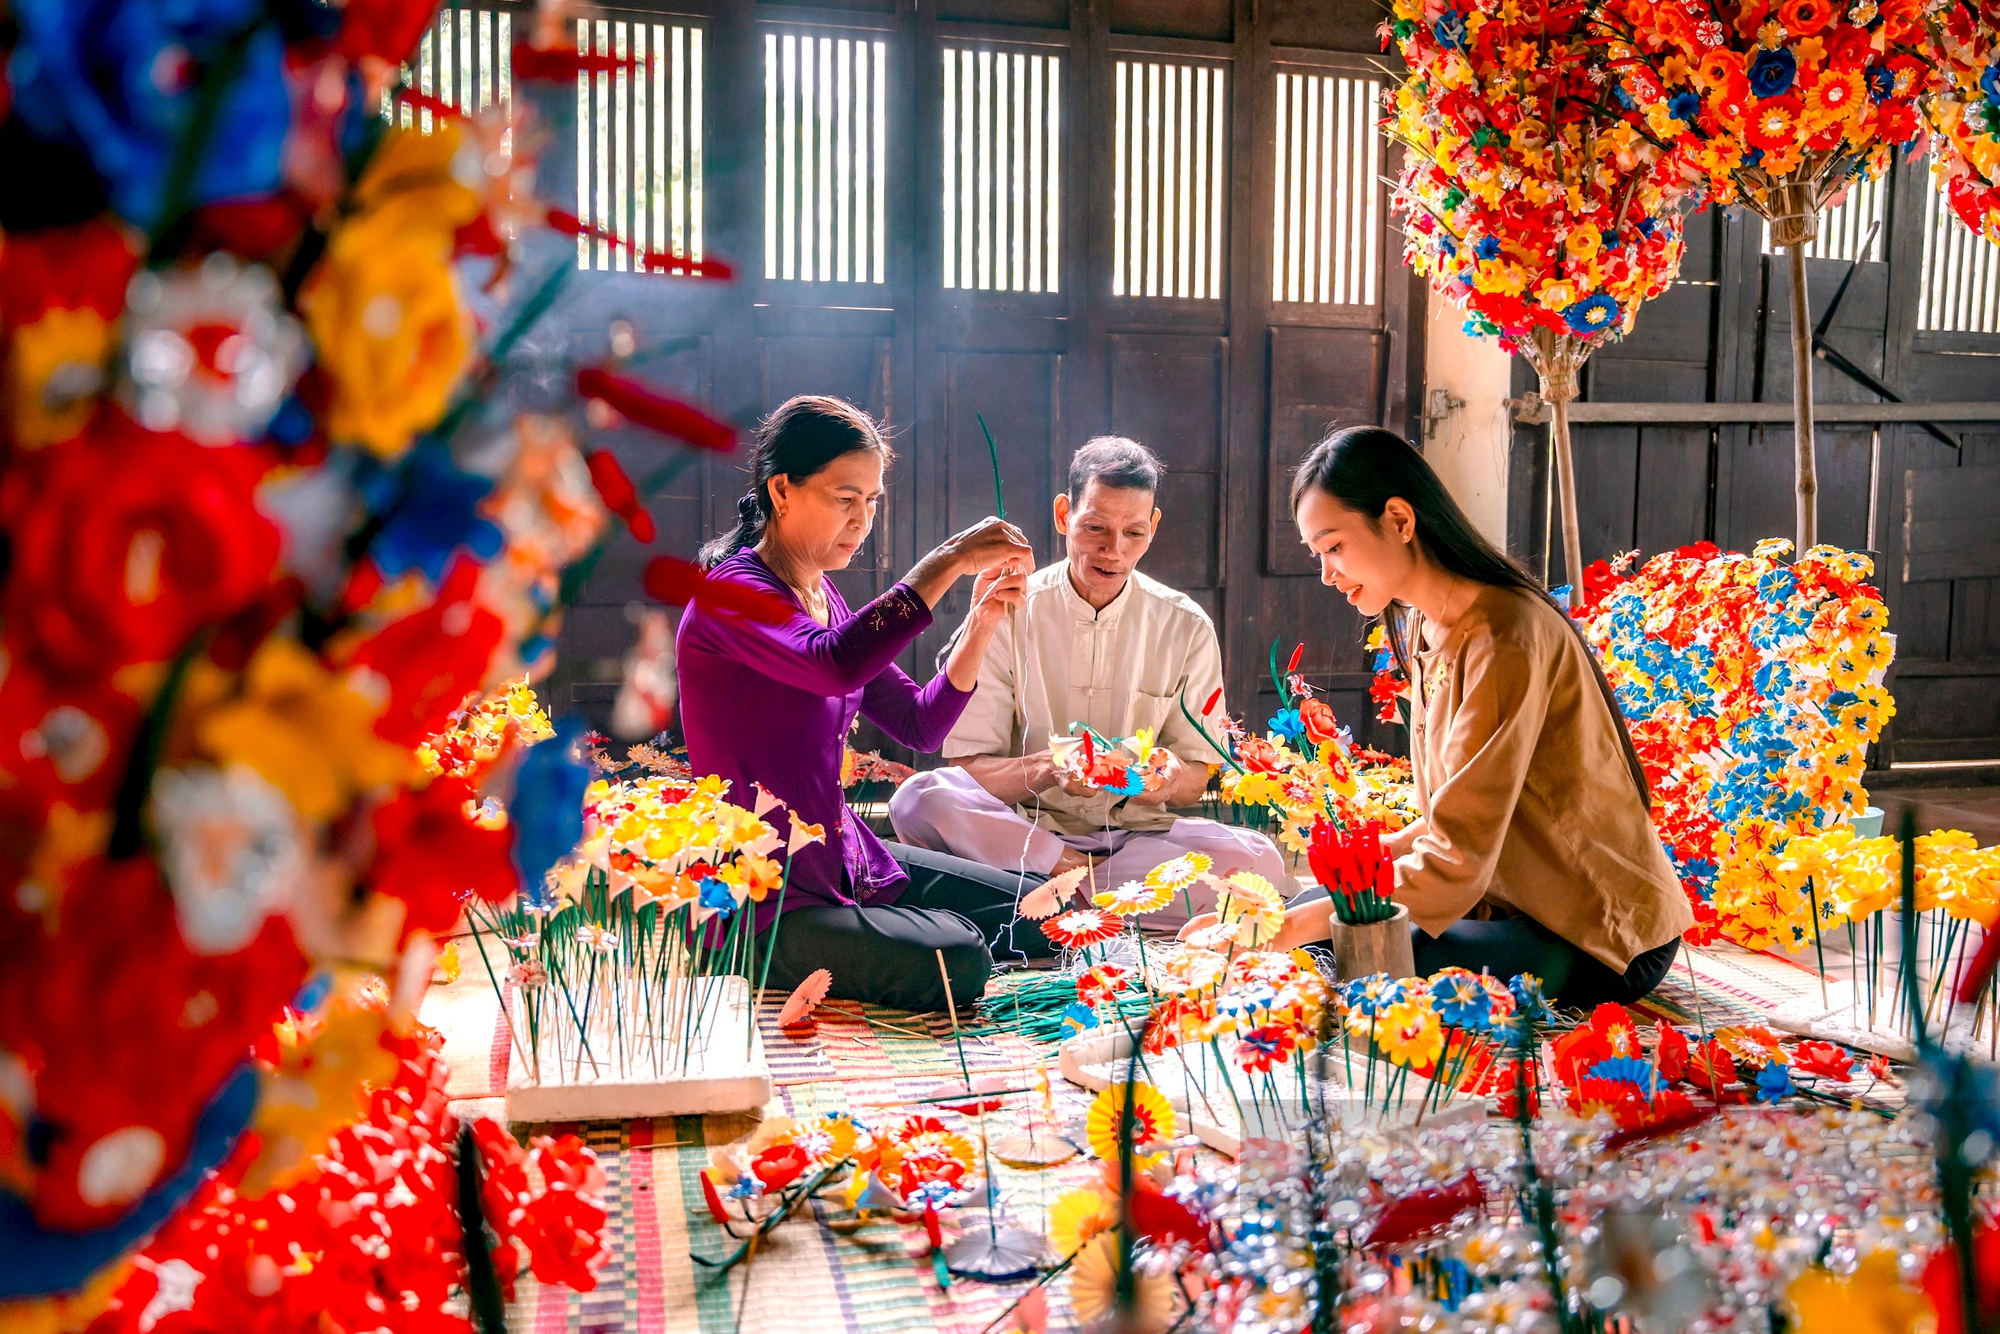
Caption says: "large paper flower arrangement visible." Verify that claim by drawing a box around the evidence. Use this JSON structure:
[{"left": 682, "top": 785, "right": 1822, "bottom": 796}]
[
  {"left": 1382, "top": 0, "right": 1692, "bottom": 593},
  {"left": 1923, "top": 0, "right": 2000, "bottom": 241},
  {"left": 1384, "top": 0, "right": 1692, "bottom": 361},
  {"left": 1578, "top": 540, "right": 1896, "bottom": 946},
  {"left": 0, "top": 0, "right": 743, "bottom": 1316}
]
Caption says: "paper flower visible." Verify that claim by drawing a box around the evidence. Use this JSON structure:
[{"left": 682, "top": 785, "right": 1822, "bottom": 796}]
[
  {"left": 1374, "top": 997, "right": 1445, "bottom": 1071},
  {"left": 1095, "top": 878, "right": 1174, "bottom": 917},
  {"left": 1076, "top": 964, "right": 1132, "bottom": 1008},
  {"left": 1085, "top": 1081, "right": 1177, "bottom": 1161},
  {"left": 1068, "top": 1233, "right": 1176, "bottom": 1334},
  {"left": 149, "top": 764, "right": 305, "bottom": 957},
  {"left": 1214, "top": 872, "right": 1285, "bottom": 948},
  {"left": 117, "top": 254, "right": 306, "bottom": 445},
  {"left": 1042, "top": 907, "right": 1123, "bottom": 950},
  {"left": 1144, "top": 852, "right": 1212, "bottom": 895},
  {"left": 297, "top": 126, "right": 478, "bottom": 460},
  {"left": 1049, "top": 1187, "right": 1119, "bottom": 1257},
  {"left": 1923, "top": 0, "right": 2000, "bottom": 243}
]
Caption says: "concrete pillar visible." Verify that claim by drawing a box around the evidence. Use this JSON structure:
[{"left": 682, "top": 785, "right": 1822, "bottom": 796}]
[{"left": 1419, "top": 289, "right": 1514, "bottom": 549}]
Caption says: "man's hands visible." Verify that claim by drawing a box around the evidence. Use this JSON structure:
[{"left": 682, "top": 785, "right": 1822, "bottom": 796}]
[{"left": 1124, "top": 748, "right": 1185, "bottom": 805}]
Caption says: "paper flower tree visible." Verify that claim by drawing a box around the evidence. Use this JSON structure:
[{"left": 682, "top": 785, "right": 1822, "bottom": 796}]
[
  {"left": 1384, "top": 0, "right": 1694, "bottom": 595},
  {"left": 1923, "top": 0, "right": 2000, "bottom": 242},
  {"left": 1590, "top": 0, "right": 1936, "bottom": 550}
]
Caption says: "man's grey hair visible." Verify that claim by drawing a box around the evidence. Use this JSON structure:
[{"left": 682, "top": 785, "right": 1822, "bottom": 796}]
[{"left": 1067, "top": 436, "right": 1163, "bottom": 499}]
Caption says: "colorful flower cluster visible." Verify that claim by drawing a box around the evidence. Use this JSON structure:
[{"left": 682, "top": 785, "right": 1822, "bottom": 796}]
[
  {"left": 1923, "top": 0, "right": 2000, "bottom": 242},
  {"left": 562, "top": 774, "right": 790, "bottom": 913},
  {"left": 1383, "top": 0, "right": 1692, "bottom": 357},
  {"left": 1580, "top": 540, "right": 1897, "bottom": 947},
  {"left": 1591, "top": 0, "right": 1934, "bottom": 221},
  {"left": 90, "top": 1013, "right": 606, "bottom": 1334},
  {"left": 0, "top": 2, "right": 740, "bottom": 1307}
]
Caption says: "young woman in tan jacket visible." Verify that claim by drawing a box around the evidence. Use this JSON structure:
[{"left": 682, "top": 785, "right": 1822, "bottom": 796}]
[{"left": 1197, "top": 426, "right": 1693, "bottom": 1007}]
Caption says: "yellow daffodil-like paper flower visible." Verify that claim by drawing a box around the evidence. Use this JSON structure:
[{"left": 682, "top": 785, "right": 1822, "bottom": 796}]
[
  {"left": 299, "top": 126, "right": 479, "bottom": 460},
  {"left": 1373, "top": 996, "right": 1445, "bottom": 1071},
  {"left": 1085, "top": 1080, "right": 1176, "bottom": 1162},
  {"left": 197, "top": 639, "right": 413, "bottom": 821}
]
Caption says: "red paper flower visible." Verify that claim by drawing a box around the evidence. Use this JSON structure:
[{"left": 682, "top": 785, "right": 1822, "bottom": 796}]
[
  {"left": 1297, "top": 696, "right": 1339, "bottom": 746},
  {"left": 368, "top": 774, "right": 518, "bottom": 938},
  {"left": 1041, "top": 908, "right": 1122, "bottom": 950},
  {"left": 343, "top": 559, "right": 507, "bottom": 746},
  {"left": 2, "top": 412, "right": 280, "bottom": 675},
  {"left": 751, "top": 1142, "right": 811, "bottom": 1193},
  {"left": 1789, "top": 1040, "right": 1854, "bottom": 1083},
  {"left": 336, "top": 0, "right": 440, "bottom": 64}
]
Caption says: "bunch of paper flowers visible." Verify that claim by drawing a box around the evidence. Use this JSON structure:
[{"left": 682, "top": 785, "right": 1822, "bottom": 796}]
[
  {"left": 0, "top": 1, "right": 743, "bottom": 1311},
  {"left": 1579, "top": 539, "right": 1896, "bottom": 947},
  {"left": 1922, "top": 0, "right": 2000, "bottom": 242},
  {"left": 1382, "top": 0, "right": 1695, "bottom": 591}
]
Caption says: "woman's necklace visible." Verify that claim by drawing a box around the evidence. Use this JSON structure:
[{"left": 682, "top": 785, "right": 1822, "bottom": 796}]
[{"left": 761, "top": 544, "right": 828, "bottom": 622}]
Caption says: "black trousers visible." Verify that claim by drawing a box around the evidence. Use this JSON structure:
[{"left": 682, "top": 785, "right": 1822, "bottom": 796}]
[
  {"left": 755, "top": 846, "right": 1056, "bottom": 1013},
  {"left": 1292, "top": 887, "right": 1680, "bottom": 1009}
]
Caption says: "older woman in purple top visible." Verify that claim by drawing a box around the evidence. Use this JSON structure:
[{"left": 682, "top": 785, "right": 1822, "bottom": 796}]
[{"left": 677, "top": 395, "right": 1056, "bottom": 1012}]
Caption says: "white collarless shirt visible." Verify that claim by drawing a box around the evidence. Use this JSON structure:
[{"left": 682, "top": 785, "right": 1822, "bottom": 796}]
[{"left": 942, "top": 561, "right": 1227, "bottom": 834}]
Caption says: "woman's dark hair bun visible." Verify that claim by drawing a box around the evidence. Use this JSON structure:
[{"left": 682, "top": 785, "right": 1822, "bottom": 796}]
[{"left": 736, "top": 491, "right": 763, "bottom": 524}]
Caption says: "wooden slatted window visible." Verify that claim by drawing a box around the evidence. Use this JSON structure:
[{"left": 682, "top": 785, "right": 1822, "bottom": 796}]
[
  {"left": 942, "top": 47, "right": 1061, "bottom": 293},
  {"left": 1271, "top": 70, "right": 1381, "bottom": 306},
  {"left": 1918, "top": 176, "right": 2000, "bottom": 335},
  {"left": 389, "top": 7, "right": 511, "bottom": 127},
  {"left": 1111, "top": 58, "right": 1226, "bottom": 300},
  {"left": 1759, "top": 175, "right": 1886, "bottom": 261},
  {"left": 765, "top": 31, "right": 888, "bottom": 284},
  {"left": 576, "top": 18, "right": 704, "bottom": 274}
]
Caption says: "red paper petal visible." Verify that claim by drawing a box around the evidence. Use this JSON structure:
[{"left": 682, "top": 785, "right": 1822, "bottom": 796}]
[
  {"left": 643, "top": 556, "right": 795, "bottom": 624},
  {"left": 575, "top": 367, "right": 736, "bottom": 451}
]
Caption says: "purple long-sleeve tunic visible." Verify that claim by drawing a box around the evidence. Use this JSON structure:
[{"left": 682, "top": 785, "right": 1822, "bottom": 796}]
[{"left": 675, "top": 548, "right": 973, "bottom": 931}]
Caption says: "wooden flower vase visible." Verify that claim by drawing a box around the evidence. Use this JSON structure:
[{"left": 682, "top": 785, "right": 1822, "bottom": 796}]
[{"left": 1326, "top": 904, "right": 1414, "bottom": 984}]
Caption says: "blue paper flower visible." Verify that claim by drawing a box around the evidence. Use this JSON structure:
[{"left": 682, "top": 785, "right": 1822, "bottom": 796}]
[
  {"left": 1473, "top": 235, "right": 1501, "bottom": 261},
  {"left": 1430, "top": 973, "right": 1492, "bottom": 1031},
  {"left": 1563, "top": 293, "right": 1621, "bottom": 334},
  {"left": 1059, "top": 1002, "right": 1099, "bottom": 1036},
  {"left": 1748, "top": 47, "right": 1798, "bottom": 99},
  {"left": 1866, "top": 63, "right": 1895, "bottom": 102},
  {"left": 1668, "top": 90, "right": 1701, "bottom": 124},
  {"left": 1433, "top": 10, "right": 1468, "bottom": 48},
  {"left": 1755, "top": 1062, "right": 1793, "bottom": 1103},
  {"left": 1982, "top": 59, "right": 2000, "bottom": 101},
  {"left": 1343, "top": 974, "right": 1406, "bottom": 1017},
  {"left": 1587, "top": 1057, "right": 1667, "bottom": 1097},
  {"left": 699, "top": 877, "right": 736, "bottom": 916},
  {"left": 1267, "top": 708, "right": 1306, "bottom": 743},
  {"left": 361, "top": 443, "right": 506, "bottom": 585},
  {"left": 511, "top": 717, "right": 592, "bottom": 908},
  {"left": 8, "top": 0, "right": 290, "bottom": 229}
]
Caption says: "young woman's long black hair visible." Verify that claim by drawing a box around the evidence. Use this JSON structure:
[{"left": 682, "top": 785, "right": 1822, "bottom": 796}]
[
  {"left": 698, "top": 394, "right": 894, "bottom": 568},
  {"left": 1290, "top": 426, "right": 1650, "bottom": 805}
]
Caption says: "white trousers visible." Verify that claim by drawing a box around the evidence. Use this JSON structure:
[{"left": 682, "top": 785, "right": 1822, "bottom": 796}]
[{"left": 887, "top": 766, "right": 1301, "bottom": 927}]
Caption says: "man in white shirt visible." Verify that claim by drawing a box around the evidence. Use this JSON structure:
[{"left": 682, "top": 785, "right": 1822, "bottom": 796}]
[{"left": 889, "top": 437, "right": 1297, "bottom": 925}]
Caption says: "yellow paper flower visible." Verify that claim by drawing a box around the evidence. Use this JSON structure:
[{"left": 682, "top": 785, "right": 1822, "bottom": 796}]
[
  {"left": 1049, "top": 1187, "right": 1118, "bottom": 1256},
  {"left": 1374, "top": 997, "right": 1444, "bottom": 1070},
  {"left": 1085, "top": 1081, "right": 1176, "bottom": 1161},
  {"left": 1095, "top": 877, "right": 1174, "bottom": 917},
  {"left": 196, "top": 639, "right": 412, "bottom": 820},
  {"left": 8, "top": 306, "right": 114, "bottom": 449},
  {"left": 1785, "top": 1250, "right": 1936, "bottom": 1334},
  {"left": 1215, "top": 872, "right": 1285, "bottom": 947},
  {"left": 299, "top": 126, "right": 479, "bottom": 460},
  {"left": 1144, "top": 852, "right": 1211, "bottom": 893},
  {"left": 1068, "top": 1233, "right": 1176, "bottom": 1333}
]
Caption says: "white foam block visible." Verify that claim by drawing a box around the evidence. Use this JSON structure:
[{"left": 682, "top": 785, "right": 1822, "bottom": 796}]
[{"left": 504, "top": 975, "right": 773, "bottom": 1122}]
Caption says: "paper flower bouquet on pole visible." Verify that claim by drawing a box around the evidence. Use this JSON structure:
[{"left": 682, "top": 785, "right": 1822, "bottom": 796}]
[
  {"left": 0, "top": 1, "right": 747, "bottom": 1312},
  {"left": 1589, "top": 0, "right": 1936, "bottom": 549},
  {"left": 469, "top": 774, "right": 824, "bottom": 1120},
  {"left": 1923, "top": 0, "right": 2000, "bottom": 242},
  {"left": 1383, "top": 0, "right": 1694, "bottom": 593}
]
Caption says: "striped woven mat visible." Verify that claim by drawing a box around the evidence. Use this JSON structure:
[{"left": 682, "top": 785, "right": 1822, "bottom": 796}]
[
  {"left": 422, "top": 950, "right": 1102, "bottom": 1334},
  {"left": 421, "top": 935, "right": 1842, "bottom": 1333}
]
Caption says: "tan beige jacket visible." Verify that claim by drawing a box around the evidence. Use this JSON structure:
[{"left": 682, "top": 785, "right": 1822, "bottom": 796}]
[{"left": 1388, "top": 584, "right": 1693, "bottom": 973}]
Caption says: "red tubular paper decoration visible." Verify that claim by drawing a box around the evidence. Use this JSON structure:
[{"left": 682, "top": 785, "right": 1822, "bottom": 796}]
[
  {"left": 643, "top": 556, "right": 795, "bottom": 624},
  {"left": 544, "top": 210, "right": 736, "bottom": 279},
  {"left": 584, "top": 451, "right": 655, "bottom": 543},
  {"left": 1202, "top": 687, "right": 1223, "bottom": 716},
  {"left": 511, "top": 43, "right": 649, "bottom": 81},
  {"left": 575, "top": 367, "right": 736, "bottom": 451},
  {"left": 1285, "top": 643, "right": 1304, "bottom": 675}
]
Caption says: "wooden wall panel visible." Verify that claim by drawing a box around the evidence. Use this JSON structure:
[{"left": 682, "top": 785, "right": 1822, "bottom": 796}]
[
  {"left": 1264, "top": 325, "right": 1382, "bottom": 575},
  {"left": 1108, "top": 333, "right": 1227, "bottom": 590},
  {"left": 942, "top": 351, "right": 1061, "bottom": 555}
]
